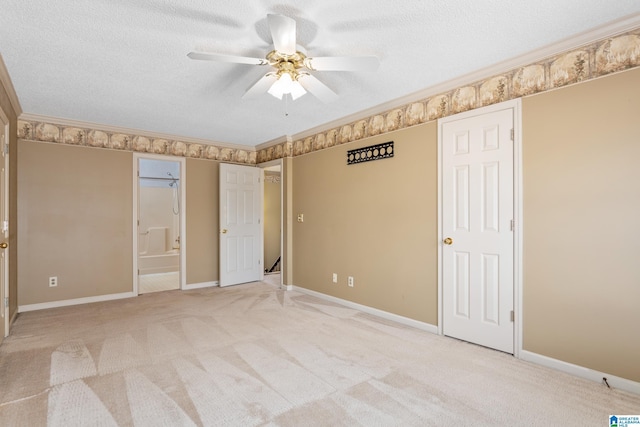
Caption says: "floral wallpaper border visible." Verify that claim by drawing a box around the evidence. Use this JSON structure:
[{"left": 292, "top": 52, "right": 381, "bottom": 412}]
[
  {"left": 256, "top": 28, "right": 640, "bottom": 163},
  {"left": 16, "top": 28, "right": 639, "bottom": 165},
  {"left": 17, "top": 120, "right": 257, "bottom": 165}
]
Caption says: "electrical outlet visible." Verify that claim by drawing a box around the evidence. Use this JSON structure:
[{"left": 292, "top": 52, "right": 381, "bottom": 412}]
[
  {"left": 348, "top": 276, "right": 354, "bottom": 287},
  {"left": 332, "top": 273, "right": 338, "bottom": 283},
  {"left": 49, "top": 276, "right": 58, "bottom": 287}
]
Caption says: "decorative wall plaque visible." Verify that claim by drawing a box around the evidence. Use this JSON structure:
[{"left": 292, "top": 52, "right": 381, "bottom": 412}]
[{"left": 347, "top": 141, "right": 394, "bottom": 165}]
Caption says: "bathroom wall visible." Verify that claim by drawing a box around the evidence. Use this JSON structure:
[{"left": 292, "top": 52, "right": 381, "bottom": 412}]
[
  {"left": 139, "top": 186, "right": 178, "bottom": 254},
  {"left": 138, "top": 159, "right": 180, "bottom": 254}
]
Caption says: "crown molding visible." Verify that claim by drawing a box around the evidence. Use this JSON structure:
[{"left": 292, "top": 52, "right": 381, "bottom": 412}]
[
  {"left": 0, "top": 55, "right": 23, "bottom": 116},
  {"left": 19, "top": 112, "right": 255, "bottom": 151},
  {"left": 283, "top": 12, "right": 640, "bottom": 146}
]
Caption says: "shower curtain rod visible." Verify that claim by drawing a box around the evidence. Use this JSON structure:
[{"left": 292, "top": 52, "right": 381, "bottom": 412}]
[{"left": 139, "top": 176, "right": 180, "bottom": 181}]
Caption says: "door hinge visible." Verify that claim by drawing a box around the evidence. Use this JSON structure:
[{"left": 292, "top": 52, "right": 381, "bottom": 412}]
[
  {"left": 510, "top": 310, "right": 515, "bottom": 322},
  {"left": 2, "top": 220, "right": 8, "bottom": 233},
  {"left": 510, "top": 219, "right": 514, "bottom": 231},
  {"left": 510, "top": 129, "right": 514, "bottom": 141},
  {"left": 4, "top": 297, "right": 8, "bottom": 308}
]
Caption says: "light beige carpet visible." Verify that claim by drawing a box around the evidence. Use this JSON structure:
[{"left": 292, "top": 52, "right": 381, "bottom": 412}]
[{"left": 0, "top": 281, "right": 638, "bottom": 426}]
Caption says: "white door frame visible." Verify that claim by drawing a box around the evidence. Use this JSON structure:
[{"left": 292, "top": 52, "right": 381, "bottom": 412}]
[
  {"left": 259, "top": 159, "right": 284, "bottom": 288},
  {"left": 437, "top": 98, "right": 523, "bottom": 357},
  {"left": 132, "top": 153, "right": 186, "bottom": 295},
  {"left": 0, "top": 108, "right": 9, "bottom": 337}
]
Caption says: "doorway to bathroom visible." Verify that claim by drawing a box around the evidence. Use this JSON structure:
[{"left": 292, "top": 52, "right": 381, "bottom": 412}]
[
  {"left": 134, "top": 156, "right": 185, "bottom": 294},
  {"left": 261, "top": 160, "right": 282, "bottom": 288}
]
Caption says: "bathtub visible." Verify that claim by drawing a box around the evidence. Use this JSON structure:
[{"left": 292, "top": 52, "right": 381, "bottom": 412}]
[{"left": 138, "top": 249, "right": 180, "bottom": 275}]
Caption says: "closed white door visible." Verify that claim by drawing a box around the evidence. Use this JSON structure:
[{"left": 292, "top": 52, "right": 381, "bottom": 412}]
[
  {"left": 219, "top": 163, "right": 263, "bottom": 287},
  {"left": 441, "top": 107, "right": 514, "bottom": 353}
]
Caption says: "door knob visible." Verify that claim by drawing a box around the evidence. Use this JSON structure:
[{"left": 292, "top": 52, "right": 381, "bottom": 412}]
[
  {"left": 443, "top": 237, "right": 453, "bottom": 245},
  {"left": 221, "top": 229, "right": 227, "bottom": 234},
  {"left": 0, "top": 242, "right": 7, "bottom": 249}
]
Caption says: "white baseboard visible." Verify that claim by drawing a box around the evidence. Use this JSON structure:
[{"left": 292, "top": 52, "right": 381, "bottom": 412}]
[
  {"left": 281, "top": 284, "right": 293, "bottom": 291},
  {"left": 18, "top": 292, "right": 136, "bottom": 313},
  {"left": 183, "top": 281, "right": 218, "bottom": 290},
  {"left": 291, "top": 286, "right": 439, "bottom": 335},
  {"left": 520, "top": 350, "right": 640, "bottom": 395}
]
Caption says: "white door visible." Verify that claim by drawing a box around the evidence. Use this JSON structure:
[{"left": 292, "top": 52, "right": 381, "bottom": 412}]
[
  {"left": 0, "top": 124, "right": 8, "bottom": 339},
  {"left": 441, "top": 106, "right": 514, "bottom": 353},
  {"left": 219, "top": 163, "right": 263, "bottom": 287}
]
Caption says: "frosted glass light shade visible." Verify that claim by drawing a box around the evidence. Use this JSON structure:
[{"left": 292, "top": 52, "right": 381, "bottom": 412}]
[{"left": 268, "top": 72, "right": 306, "bottom": 100}]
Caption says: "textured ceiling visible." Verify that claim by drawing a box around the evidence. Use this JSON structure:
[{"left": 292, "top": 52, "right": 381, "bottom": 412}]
[{"left": 1, "top": 1, "right": 639, "bottom": 147}]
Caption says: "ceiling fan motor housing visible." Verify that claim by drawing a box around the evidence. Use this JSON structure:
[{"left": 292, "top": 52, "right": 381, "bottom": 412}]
[{"left": 266, "top": 50, "right": 309, "bottom": 80}]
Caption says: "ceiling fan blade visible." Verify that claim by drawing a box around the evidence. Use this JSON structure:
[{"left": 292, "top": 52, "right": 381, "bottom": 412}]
[
  {"left": 242, "top": 73, "right": 278, "bottom": 99},
  {"left": 267, "top": 14, "right": 296, "bottom": 55},
  {"left": 304, "top": 56, "right": 380, "bottom": 72},
  {"left": 297, "top": 74, "right": 338, "bottom": 103},
  {"left": 187, "top": 51, "right": 268, "bottom": 66}
]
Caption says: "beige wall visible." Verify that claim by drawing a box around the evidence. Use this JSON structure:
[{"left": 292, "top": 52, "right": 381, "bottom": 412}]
[
  {"left": 139, "top": 186, "right": 178, "bottom": 254},
  {"left": 185, "top": 158, "right": 218, "bottom": 285},
  {"left": 17, "top": 141, "right": 133, "bottom": 304},
  {"left": 292, "top": 123, "right": 438, "bottom": 324},
  {"left": 282, "top": 157, "right": 294, "bottom": 286},
  {"left": 264, "top": 172, "right": 281, "bottom": 271},
  {"left": 522, "top": 67, "right": 640, "bottom": 382}
]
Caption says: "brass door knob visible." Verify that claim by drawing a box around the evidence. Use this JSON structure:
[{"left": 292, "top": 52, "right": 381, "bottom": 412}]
[
  {"left": 0, "top": 242, "right": 7, "bottom": 249},
  {"left": 443, "top": 237, "right": 453, "bottom": 245},
  {"left": 221, "top": 229, "right": 227, "bottom": 234}
]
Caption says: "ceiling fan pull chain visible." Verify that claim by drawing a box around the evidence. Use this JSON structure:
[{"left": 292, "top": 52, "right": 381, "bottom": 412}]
[{"left": 284, "top": 94, "right": 289, "bottom": 117}]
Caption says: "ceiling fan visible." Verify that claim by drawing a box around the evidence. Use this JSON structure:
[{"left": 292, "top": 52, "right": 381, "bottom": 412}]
[{"left": 187, "top": 14, "right": 379, "bottom": 103}]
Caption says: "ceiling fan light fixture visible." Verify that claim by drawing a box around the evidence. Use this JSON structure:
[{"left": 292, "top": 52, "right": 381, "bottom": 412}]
[
  {"left": 267, "top": 71, "right": 306, "bottom": 100},
  {"left": 267, "top": 72, "right": 291, "bottom": 99},
  {"left": 289, "top": 81, "right": 306, "bottom": 100}
]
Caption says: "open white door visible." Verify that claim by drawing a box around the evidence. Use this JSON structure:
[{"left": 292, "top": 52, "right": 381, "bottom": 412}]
[
  {"left": 219, "top": 163, "right": 263, "bottom": 287},
  {"left": 0, "top": 121, "right": 8, "bottom": 339},
  {"left": 440, "top": 105, "right": 515, "bottom": 354}
]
